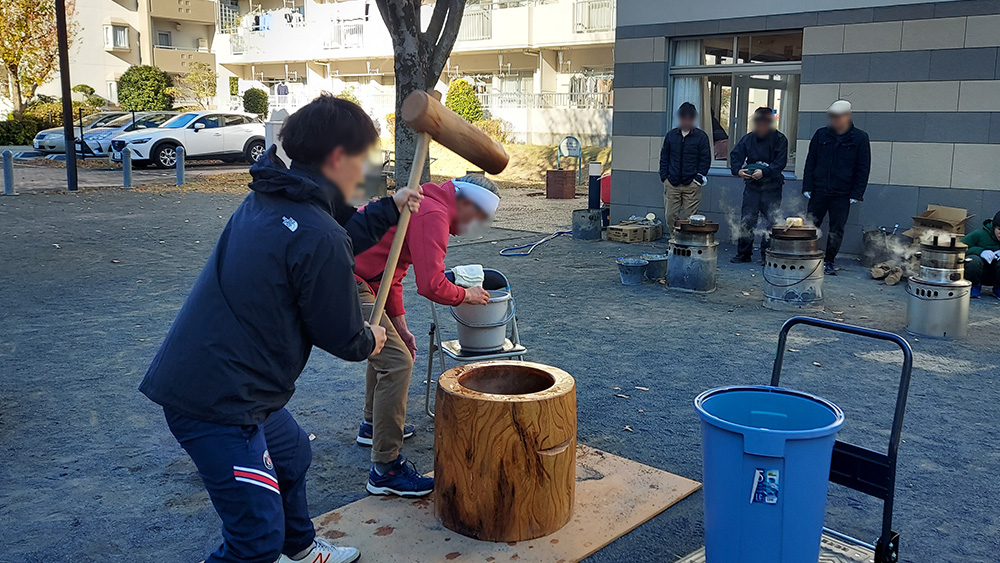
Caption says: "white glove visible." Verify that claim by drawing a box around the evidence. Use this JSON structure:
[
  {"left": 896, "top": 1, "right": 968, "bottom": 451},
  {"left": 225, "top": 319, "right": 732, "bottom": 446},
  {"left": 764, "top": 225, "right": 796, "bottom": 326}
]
[
  {"left": 803, "top": 192, "right": 811, "bottom": 199},
  {"left": 982, "top": 250, "right": 997, "bottom": 264},
  {"left": 850, "top": 199, "right": 860, "bottom": 204}
]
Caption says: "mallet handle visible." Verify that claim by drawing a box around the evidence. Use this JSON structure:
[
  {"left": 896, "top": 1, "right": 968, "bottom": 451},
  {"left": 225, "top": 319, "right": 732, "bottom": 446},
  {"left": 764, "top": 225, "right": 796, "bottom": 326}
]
[{"left": 368, "top": 132, "right": 431, "bottom": 327}]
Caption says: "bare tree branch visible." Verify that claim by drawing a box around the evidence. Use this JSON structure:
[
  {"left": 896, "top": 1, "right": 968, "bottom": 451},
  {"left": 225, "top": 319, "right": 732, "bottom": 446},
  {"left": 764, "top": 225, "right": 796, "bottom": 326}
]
[
  {"left": 424, "top": 0, "right": 449, "bottom": 46},
  {"left": 428, "top": 0, "right": 465, "bottom": 84}
]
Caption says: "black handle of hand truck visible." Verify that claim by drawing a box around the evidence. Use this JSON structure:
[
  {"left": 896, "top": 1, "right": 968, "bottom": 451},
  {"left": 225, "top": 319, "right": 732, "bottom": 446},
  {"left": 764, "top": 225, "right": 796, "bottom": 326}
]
[{"left": 770, "top": 316, "right": 913, "bottom": 563}]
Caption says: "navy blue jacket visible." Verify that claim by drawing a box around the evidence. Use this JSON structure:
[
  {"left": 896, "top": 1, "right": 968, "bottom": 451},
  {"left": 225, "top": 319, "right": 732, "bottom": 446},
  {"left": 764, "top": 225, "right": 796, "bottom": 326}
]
[
  {"left": 729, "top": 129, "right": 788, "bottom": 192},
  {"left": 802, "top": 125, "right": 871, "bottom": 201},
  {"left": 659, "top": 127, "right": 711, "bottom": 186},
  {"left": 140, "top": 148, "right": 400, "bottom": 425}
]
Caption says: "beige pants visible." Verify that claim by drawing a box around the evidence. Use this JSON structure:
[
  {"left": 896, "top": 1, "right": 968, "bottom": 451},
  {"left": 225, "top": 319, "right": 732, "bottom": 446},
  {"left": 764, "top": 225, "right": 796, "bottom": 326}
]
[
  {"left": 664, "top": 180, "right": 702, "bottom": 231},
  {"left": 358, "top": 282, "right": 414, "bottom": 464}
]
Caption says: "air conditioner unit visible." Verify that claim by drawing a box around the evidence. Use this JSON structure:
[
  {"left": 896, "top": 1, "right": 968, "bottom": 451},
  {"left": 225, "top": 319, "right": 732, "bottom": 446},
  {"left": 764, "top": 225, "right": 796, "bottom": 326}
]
[{"left": 198, "top": 38, "right": 209, "bottom": 52}]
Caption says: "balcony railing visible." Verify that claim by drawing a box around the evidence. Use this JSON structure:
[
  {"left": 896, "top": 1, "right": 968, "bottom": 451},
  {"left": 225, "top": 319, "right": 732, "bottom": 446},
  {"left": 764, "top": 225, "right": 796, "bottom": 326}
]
[
  {"left": 475, "top": 91, "right": 613, "bottom": 109},
  {"left": 458, "top": 5, "right": 493, "bottom": 41},
  {"left": 573, "top": 0, "right": 615, "bottom": 33},
  {"left": 322, "top": 21, "right": 365, "bottom": 49}
]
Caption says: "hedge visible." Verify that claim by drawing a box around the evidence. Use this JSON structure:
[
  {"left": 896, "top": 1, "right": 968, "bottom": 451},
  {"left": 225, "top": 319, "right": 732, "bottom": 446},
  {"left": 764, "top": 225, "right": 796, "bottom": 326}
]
[
  {"left": 0, "top": 114, "right": 42, "bottom": 145},
  {"left": 243, "top": 88, "right": 268, "bottom": 115},
  {"left": 118, "top": 65, "right": 174, "bottom": 111},
  {"left": 445, "top": 79, "right": 483, "bottom": 123}
]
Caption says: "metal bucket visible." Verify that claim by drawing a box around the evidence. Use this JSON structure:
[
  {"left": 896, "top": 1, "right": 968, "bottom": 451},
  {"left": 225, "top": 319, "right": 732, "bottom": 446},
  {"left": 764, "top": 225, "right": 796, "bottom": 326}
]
[
  {"left": 451, "top": 290, "right": 515, "bottom": 353},
  {"left": 762, "top": 254, "right": 824, "bottom": 312},
  {"left": 572, "top": 208, "right": 602, "bottom": 240},
  {"left": 641, "top": 253, "right": 669, "bottom": 281},
  {"left": 905, "top": 278, "right": 970, "bottom": 339},
  {"left": 617, "top": 258, "right": 648, "bottom": 285}
]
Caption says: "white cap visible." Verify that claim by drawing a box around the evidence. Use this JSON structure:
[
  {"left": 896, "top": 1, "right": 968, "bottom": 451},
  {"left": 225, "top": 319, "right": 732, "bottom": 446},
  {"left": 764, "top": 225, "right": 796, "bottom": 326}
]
[
  {"left": 453, "top": 180, "right": 500, "bottom": 217},
  {"left": 827, "top": 100, "right": 852, "bottom": 115}
]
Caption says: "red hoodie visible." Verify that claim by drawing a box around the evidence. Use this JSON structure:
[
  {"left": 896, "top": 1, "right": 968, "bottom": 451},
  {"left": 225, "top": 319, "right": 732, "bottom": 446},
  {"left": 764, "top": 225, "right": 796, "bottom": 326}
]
[{"left": 354, "top": 181, "right": 466, "bottom": 317}]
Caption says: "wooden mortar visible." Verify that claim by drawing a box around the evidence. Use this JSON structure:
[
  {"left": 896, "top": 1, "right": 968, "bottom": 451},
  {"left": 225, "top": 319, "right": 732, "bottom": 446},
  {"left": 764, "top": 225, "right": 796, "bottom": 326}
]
[{"left": 434, "top": 361, "right": 577, "bottom": 542}]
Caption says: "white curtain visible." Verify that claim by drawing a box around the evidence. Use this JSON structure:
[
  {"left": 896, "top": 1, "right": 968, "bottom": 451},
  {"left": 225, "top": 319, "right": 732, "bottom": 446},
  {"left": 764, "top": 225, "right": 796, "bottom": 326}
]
[{"left": 671, "top": 39, "right": 707, "bottom": 130}]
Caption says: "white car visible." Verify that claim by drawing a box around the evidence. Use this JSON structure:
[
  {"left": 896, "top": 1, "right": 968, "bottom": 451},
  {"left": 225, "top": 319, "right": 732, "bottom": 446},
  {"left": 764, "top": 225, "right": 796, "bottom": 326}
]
[
  {"left": 33, "top": 112, "right": 126, "bottom": 154},
  {"left": 110, "top": 111, "right": 266, "bottom": 168},
  {"left": 78, "top": 112, "right": 177, "bottom": 158}
]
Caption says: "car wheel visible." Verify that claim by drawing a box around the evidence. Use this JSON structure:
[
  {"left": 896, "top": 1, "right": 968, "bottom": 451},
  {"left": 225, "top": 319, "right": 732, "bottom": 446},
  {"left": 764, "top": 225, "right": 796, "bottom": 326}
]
[
  {"left": 245, "top": 140, "right": 266, "bottom": 163},
  {"left": 153, "top": 144, "right": 178, "bottom": 169}
]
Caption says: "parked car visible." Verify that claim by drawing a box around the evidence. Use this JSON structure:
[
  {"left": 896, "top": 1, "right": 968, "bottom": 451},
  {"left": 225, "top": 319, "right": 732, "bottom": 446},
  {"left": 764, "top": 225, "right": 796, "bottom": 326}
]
[
  {"left": 110, "top": 111, "right": 266, "bottom": 168},
  {"left": 77, "top": 112, "right": 177, "bottom": 158},
  {"left": 32, "top": 112, "right": 127, "bottom": 154}
]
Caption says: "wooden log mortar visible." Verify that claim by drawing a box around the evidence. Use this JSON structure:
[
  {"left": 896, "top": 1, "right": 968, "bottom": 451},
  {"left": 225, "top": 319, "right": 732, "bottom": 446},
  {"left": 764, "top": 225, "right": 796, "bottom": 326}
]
[{"left": 434, "top": 361, "right": 577, "bottom": 542}]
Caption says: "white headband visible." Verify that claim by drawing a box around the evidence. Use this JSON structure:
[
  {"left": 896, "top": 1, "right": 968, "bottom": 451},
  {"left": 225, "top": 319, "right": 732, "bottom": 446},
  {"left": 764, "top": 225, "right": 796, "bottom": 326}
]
[{"left": 453, "top": 180, "right": 500, "bottom": 217}]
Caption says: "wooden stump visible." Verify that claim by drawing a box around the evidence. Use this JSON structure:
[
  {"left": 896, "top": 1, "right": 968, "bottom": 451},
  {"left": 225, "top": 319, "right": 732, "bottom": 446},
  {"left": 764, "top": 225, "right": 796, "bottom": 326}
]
[{"left": 434, "top": 361, "right": 577, "bottom": 542}]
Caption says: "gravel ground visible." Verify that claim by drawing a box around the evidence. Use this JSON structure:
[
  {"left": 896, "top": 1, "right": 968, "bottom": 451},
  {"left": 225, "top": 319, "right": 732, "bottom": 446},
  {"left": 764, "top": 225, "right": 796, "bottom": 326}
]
[{"left": 1, "top": 189, "right": 999, "bottom": 562}]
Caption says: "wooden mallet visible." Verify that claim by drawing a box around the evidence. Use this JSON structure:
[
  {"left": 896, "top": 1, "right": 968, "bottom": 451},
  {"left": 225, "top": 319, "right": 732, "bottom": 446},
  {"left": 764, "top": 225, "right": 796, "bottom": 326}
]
[{"left": 367, "top": 90, "right": 510, "bottom": 327}]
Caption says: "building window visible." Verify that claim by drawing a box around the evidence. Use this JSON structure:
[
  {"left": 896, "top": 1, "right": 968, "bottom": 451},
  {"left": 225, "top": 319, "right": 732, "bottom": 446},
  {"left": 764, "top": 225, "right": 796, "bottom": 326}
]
[
  {"left": 103, "top": 25, "right": 130, "bottom": 50},
  {"left": 157, "top": 32, "right": 172, "bottom": 47},
  {"left": 669, "top": 32, "right": 802, "bottom": 165}
]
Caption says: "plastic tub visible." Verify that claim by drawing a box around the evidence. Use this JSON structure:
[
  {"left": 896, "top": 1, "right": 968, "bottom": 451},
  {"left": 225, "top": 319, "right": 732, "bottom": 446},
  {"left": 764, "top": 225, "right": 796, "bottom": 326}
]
[
  {"left": 695, "top": 385, "right": 845, "bottom": 563},
  {"left": 450, "top": 290, "right": 514, "bottom": 353}
]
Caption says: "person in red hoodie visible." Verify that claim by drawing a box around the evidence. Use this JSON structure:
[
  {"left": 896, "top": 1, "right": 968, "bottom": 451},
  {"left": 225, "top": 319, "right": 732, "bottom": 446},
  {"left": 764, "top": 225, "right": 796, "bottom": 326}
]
[{"left": 353, "top": 174, "right": 499, "bottom": 496}]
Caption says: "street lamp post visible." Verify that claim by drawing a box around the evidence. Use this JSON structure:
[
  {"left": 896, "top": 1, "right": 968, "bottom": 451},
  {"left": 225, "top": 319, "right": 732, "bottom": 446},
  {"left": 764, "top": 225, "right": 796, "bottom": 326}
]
[{"left": 55, "top": 0, "right": 78, "bottom": 192}]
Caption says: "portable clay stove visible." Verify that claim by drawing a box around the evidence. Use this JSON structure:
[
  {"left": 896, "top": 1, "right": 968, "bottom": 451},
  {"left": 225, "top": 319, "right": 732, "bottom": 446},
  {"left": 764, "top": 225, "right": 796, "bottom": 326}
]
[
  {"left": 763, "top": 221, "right": 824, "bottom": 312},
  {"left": 667, "top": 215, "right": 719, "bottom": 293},
  {"left": 905, "top": 235, "right": 971, "bottom": 339}
]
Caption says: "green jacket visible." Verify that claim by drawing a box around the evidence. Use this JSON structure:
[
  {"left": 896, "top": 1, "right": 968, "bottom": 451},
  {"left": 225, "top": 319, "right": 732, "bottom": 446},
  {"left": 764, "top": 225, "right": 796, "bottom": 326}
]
[{"left": 961, "top": 219, "right": 1000, "bottom": 256}]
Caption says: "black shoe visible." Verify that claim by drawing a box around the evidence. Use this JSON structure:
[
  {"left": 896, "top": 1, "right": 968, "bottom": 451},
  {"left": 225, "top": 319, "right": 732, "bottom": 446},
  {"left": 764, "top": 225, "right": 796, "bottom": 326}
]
[
  {"left": 730, "top": 255, "right": 752, "bottom": 263},
  {"left": 824, "top": 262, "right": 836, "bottom": 276}
]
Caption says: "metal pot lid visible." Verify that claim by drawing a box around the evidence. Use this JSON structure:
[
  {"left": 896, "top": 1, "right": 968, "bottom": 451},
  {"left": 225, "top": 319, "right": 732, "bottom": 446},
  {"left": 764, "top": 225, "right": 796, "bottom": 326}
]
[
  {"left": 675, "top": 219, "right": 719, "bottom": 233},
  {"left": 770, "top": 225, "right": 818, "bottom": 239}
]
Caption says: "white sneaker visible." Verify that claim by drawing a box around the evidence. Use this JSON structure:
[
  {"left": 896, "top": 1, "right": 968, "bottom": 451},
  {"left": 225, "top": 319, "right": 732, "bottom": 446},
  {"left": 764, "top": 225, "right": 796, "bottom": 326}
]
[{"left": 277, "top": 539, "right": 361, "bottom": 563}]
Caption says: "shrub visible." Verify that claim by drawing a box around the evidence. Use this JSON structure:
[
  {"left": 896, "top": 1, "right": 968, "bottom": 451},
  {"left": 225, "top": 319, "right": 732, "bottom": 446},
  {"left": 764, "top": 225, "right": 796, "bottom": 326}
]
[
  {"left": 445, "top": 79, "right": 483, "bottom": 123},
  {"left": 72, "top": 84, "right": 96, "bottom": 96},
  {"left": 118, "top": 65, "right": 174, "bottom": 111},
  {"left": 474, "top": 118, "right": 514, "bottom": 144},
  {"left": 385, "top": 112, "right": 396, "bottom": 140},
  {"left": 23, "top": 101, "right": 100, "bottom": 128},
  {"left": 229, "top": 76, "right": 239, "bottom": 96},
  {"left": 85, "top": 95, "right": 106, "bottom": 108},
  {"left": 0, "top": 114, "right": 41, "bottom": 145},
  {"left": 336, "top": 86, "right": 362, "bottom": 106},
  {"left": 243, "top": 87, "right": 268, "bottom": 115}
]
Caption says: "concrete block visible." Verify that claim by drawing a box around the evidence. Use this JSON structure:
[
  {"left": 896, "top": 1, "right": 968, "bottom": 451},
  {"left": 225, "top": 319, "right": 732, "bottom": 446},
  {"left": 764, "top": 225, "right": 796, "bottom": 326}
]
[
  {"left": 613, "top": 62, "right": 633, "bottom": 88},
  {"left": 612, "top": 136, "right": 655, "bottom": 172},
  {"left": 766, "top": 12, "right": 819, "bottom": 30},
  {"left": 935, "top": 0, "right": 1000, "bottom": 18},
  {"left": 818, "top": 9, "right": 874, "bottom": 26},
  {"left": 628, "top": 62, "right": 669, "bottom": 88},
  {"left": 801, "top": 53, "right": 870, "bottom": 83},
  {"left": 650, "top": 88, "right": 668, "bottom": 113},
  {"left": 869, "top": 50, "right": 931, "bottom": 81},
  {"left": 901, "top": 17, "right": 968, "bottom": 50},
  {"left": 868, "top": 142, "right": 893, "bottom": 185},
  {"left": 629, "top": 172, "right": 666, "bottom": 208},
  {"left": 615, "top": 38, "right": 655, "bottom": 65},
  {"left": 719, "top": 16, "right": 767, "bottom": 34},
  {"left": 889, "top": 142, "right": 955, "bottom": 187},
  {"left": 799, "top": 83, "right": 842, "bottom": 111},
  {"left": 965, "top": 14, "right": 1000, "bottom": 47},
  {"left": 614, "top": 88, "right": 653, "bottom": 113},
  {"left": 797, "top": 112, "right": 826, "bottom": 141},
  {"left": 609, "top": 170, "right": 630, "bottom": 205},
  {"left": 803, "top": 25, "right": 845, "bottom": 55},
  {"left": 647, "top": 137, "right": 661, "bottom": 174},
  {"left": 875, "top": 3, "right": 936, "bottom": 22},
  {"left": 795, "top": 139, "right": 810, "bottom": 178},
  {"left": 929, "top": 47, "right": 998, "bottom": 80},
  {"left": 925, "top": 112, "right": 992, "bottom": 143},
  {"left": 990, "top": 112, "right": 1000, "bottom": 143},
  {"left": 838, "top": 82, "right": 898, "bottom": 111},
  {"left": 866, "top": 112, "right": 926, "bottom": 142},
  {"left": 952, "top": 143, "right": 1000, "bottom": 189},
  {"left": 917, "top": 185, "right": 984, "bottom": 215},
  {"left": 896, "top": 81, "right": 961, "bottom": 111},
  {"left": 853, "top": 184, "right": 920, "bottom": 227},
  {"left": 982, "top": 187, "right": 1000, "bottom": 215},
  {"left": 958, "top": 80, "right": 1000, "bottom": 111},
  {"left": 652, "top": 37, "right": 668, "bottom": 63},
  {"left": 843, "top": 21, "right": 903, "bottom": 53}
]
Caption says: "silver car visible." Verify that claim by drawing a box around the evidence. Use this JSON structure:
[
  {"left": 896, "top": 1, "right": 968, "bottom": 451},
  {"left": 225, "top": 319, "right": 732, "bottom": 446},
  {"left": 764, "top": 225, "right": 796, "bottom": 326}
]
[
  {"left": 77, "top": 111, "right": 177, "bottom": 158},
  {"left": 32, "top": 112, "right": 126, "bottom": 154}
]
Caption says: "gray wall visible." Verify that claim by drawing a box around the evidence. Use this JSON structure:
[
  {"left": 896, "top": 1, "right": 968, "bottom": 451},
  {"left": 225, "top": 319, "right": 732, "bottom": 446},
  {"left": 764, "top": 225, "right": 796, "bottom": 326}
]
[{"left": 612, "top": 0, "right": 1000, "bottom": 254}]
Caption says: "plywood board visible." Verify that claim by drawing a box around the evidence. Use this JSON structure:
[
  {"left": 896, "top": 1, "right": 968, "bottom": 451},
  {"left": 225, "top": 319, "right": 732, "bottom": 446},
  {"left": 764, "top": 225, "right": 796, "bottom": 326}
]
[
  {"left": 677, "top": 533, "right": 876, "bottom": 563},
  {"left": 313, "top": 445, "right": 701, "bottom": 563}
]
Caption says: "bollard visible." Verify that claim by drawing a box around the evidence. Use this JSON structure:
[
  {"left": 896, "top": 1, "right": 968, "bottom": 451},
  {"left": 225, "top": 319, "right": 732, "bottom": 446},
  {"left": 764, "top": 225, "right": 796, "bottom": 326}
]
[
  {"left": 123, "top": 150, "right": 133, "bottom": 189},
  {"left": 176, "top": 146, "right": 185, "bottom": 186},
  {"left": 2, "top": 150, "right": 15, "bottom": 196},
  {"left": 587, "top": 161, "right": 602, "bottom": 211}
]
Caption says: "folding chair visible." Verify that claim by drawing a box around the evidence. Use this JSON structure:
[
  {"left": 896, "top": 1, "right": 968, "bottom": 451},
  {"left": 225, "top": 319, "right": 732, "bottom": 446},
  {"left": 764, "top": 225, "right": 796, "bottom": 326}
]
[{"left": 423, "top": 268, "right": 526, "bottom": 417}]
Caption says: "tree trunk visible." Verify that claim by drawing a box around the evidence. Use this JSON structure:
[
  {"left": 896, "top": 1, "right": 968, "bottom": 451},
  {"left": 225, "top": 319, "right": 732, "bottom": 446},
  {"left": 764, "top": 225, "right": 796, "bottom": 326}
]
[
  {"left": 392, "top": 40, "right": 431, "bottom": 186},
  {"left": 7, "top": 67, "right": 23, "bottom": 112},
  {"left": 434, "top": 361, "right": 577, "bottom": 542}
]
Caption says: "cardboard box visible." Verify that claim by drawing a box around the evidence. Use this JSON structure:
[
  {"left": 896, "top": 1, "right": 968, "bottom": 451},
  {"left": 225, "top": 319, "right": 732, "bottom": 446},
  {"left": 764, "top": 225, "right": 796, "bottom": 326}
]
[{"left": 902, "top": 205, "right": 971, "bottom": 239}]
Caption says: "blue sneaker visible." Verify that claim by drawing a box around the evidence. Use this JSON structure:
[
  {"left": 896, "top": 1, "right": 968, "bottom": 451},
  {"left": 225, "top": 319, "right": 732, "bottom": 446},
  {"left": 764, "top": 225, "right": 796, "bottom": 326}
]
[
  {"left": 366, "top": 456, "right": 434, "bottom": 497},
  {"left": 356, "top": 420, "right": 414, "bottom": 446},
  {"left": 971, "top": 284, "right": 982, "bottom": 299}
]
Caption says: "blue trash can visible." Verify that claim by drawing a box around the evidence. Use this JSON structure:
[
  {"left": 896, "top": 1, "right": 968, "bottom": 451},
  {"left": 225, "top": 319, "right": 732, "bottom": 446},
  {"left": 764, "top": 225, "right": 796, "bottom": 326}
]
[{"left": 695, "top": 386, "right": 845, "bottom": 563}]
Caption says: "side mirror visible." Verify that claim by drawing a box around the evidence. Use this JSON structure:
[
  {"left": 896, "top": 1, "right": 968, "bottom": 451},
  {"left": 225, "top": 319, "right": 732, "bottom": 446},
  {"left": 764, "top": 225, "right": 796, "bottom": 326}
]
[{"left": 193, "top": 122, "right": 206, "bottom": 131}]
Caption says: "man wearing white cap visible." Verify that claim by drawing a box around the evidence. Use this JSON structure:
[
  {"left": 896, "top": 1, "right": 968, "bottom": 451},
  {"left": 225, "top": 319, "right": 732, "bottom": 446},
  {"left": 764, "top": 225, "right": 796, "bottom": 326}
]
[
  {"left": 351, "top": 174, "right": 498, "bottom": 496},
  {"left": 802, "top": 99, "right": 871, "bottom": 275}
]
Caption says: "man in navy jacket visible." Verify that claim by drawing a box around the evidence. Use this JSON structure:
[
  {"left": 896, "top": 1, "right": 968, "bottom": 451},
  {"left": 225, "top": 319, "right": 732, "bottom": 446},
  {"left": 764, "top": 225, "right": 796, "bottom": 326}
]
[
  {"left": 659, "top": 101, "right": 712, "bottom": 231},
  {"left": 729, "top": 107, "right": 788, "bottom": 263},
  {"left": 803, "top": 100, "right": 871, "bottom": 275},
  {"left": 140, "top": 95, "right": 421, "bottom": 563}
]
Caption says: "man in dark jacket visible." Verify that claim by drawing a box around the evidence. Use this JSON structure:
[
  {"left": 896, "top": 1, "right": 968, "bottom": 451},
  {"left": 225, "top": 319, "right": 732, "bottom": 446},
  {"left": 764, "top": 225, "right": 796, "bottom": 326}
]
[
  {"left": 730, "top": 107, "right": 788, "bottom": 263},
  {"left": 139, "top": 95, "right": 422, "bottom": 563},
  {"left": 803, "top": 100, "right": 871, "bottom": 275},
  {"left": 659, "top": 101, "right": 712, "bottom": 230},
  {"left": 962, "top": 211, "right": 1000, "bottom": 298}
]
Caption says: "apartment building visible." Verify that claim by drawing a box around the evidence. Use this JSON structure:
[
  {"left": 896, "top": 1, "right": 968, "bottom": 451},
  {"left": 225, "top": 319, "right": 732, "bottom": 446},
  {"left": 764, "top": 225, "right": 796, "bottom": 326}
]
[
  {"left": 612, "top": 0, "right": 1000, "bottom": 254},
  {"left": 40, "top": 0, "right": 216, "bottom": 104},
  {"left": 214, "top": 0, "right": 616, "bottom": 144}
]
